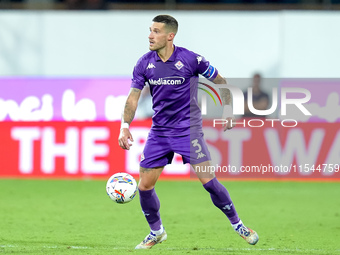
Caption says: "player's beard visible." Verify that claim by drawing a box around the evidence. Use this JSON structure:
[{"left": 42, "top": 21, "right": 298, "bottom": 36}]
[{"left": 149, "top": 40, "right": 166, "bottom": 52}]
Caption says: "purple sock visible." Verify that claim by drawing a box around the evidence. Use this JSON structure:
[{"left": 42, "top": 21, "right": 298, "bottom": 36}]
[
  {"left": 139, "top": 188, "right": 162, "bottom": 231},
  {"left": 203, "top": 177, "right": 240, "bottom": 224}
]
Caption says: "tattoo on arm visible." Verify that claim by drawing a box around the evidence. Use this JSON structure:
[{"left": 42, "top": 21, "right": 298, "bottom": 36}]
[
  {"left": 122, "top": 88, "right": 141, "bottom": 124},
  {"left": 123, "top": 103, "right": 135, "bottom": 124},
  {"left": 213, "top": 74, "right": 232, "bottom": 105},
  {"left": 219, "top": 88, "right": 232, "bottom": 105}
]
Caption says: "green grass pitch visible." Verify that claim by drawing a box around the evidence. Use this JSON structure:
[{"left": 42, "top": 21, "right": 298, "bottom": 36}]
[{"left": 0, "top": 179, "right": 339, "bottom": 255}]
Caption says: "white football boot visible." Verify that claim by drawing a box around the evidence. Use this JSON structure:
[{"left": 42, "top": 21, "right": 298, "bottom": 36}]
[
  {"left": 135, "top": 230, "right": 167, "bottom": 249},
  {"left": 234, "top": 222, "right": 259, "bottom": 245}
]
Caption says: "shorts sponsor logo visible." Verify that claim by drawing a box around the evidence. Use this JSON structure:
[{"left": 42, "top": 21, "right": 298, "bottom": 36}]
[{"left": 197, "top": 152, "right": 206, "bottom": 159}]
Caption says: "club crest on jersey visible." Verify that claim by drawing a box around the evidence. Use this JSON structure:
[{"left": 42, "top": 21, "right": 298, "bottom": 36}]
[
  {"left": 175, "top": 61, "right": 184, "bottom": 70},
  {"left": 147, "top": 63, "right": 156, "bottom": 69}
]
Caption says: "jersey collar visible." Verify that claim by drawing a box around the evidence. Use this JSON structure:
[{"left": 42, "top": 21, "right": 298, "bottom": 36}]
[{"left": 155, "top": 45, "right": 177, "bottom": 62}]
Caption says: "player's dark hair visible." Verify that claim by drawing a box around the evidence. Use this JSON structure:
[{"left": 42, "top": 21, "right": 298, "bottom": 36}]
[{"left": 152, "top": 15, "right": 178, "bottom": 34}]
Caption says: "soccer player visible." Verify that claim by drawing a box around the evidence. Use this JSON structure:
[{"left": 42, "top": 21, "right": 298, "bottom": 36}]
[{"left": 118, "top": 14, "right": 259, "bottom": 249}]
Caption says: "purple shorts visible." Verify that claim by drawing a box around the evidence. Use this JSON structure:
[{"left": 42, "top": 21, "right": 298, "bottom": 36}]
[{"left": 140, "top": 132, "right": 211, "bottom": 168}]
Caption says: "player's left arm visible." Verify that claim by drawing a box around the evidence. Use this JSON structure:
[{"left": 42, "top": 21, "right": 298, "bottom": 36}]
[
  {"left": 196, "top": 55, "right": 234, "bottom": 130},
  {"left": 212, "top": 74, "right": 235, "bottom": 131}
]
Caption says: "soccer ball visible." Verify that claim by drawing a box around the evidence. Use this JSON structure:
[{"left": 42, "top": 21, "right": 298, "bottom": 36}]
[{"left": 106, "top": 172, "right": 138, "bottom": 204}]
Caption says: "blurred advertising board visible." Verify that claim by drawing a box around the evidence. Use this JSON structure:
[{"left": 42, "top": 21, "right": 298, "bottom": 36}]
[
  {"left": 0, "top": 78, "right": 339, "bottom": 180},
  {"left": 0, "top": 120, "right": 191, "bottom": 179},
  {"left": 0, "top": 77, "right": 130, "bottom": 121},
  {"left": 0, "top": 121, "right": 339, "bottom": 180}
]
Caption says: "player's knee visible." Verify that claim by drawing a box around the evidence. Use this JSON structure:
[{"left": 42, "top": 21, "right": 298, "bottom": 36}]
[
  {"left": 138, "top": 175, "right": 156, "bottom": 190},
  {"left": 138, "top": 181, "right": 155, "bottom": 191},
  {"left": 200, "top": 177, "right": 214, "bottom": 185},
  {"left": 138, "top": 166, "right": 162, "bottom": 191}
]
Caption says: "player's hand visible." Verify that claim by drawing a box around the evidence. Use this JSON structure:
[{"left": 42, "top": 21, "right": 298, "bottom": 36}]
[
  {"left": 118, "top": 128, "right": 134, "bottom": 150},
  {"left": 224, "top": 116, "right": 236, "bottom": 131},
  {"left": 222, "top": 105, "right": 235, "bottom": 131}
]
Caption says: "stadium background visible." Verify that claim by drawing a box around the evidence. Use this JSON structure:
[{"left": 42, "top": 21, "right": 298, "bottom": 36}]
[
  {"left": 1, "top": 1, "right": 339, "bottom": 179},
  {"left": 0, "top": 1, "right": 340, "bottom": 254}
]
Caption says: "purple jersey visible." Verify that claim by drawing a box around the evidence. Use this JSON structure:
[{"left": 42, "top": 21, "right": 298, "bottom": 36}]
[{"left": 131, "top": 46, "right": 218, "bottom": 136}]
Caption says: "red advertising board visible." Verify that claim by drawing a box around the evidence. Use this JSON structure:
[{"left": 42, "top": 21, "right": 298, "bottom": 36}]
[
  {"left": 203, "top": 120, "right": 340, "bottom": 180},
  {"left": 0, "top": 120, "right": 339, "bottom": 180},
  {"left": 0, "top": 121, "right": 126, "bottom": 178}
]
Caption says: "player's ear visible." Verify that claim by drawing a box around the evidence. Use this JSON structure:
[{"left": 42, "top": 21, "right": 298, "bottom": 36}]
[{"left": 168, "top": 32, "right": 175, "bottom": 42}]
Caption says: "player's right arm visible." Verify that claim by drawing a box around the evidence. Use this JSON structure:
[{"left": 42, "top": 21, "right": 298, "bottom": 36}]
[{"left": 118, "top": 88, "right": 142, "bottom": 150}]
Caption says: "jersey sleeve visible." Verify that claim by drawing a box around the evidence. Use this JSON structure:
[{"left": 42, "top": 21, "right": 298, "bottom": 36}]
[
  {"left": 196, "top": 54, "right": 218, "bottom": 81},
  {"left": 131, "top": 57, "right": 146, "bottom": 90}
]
